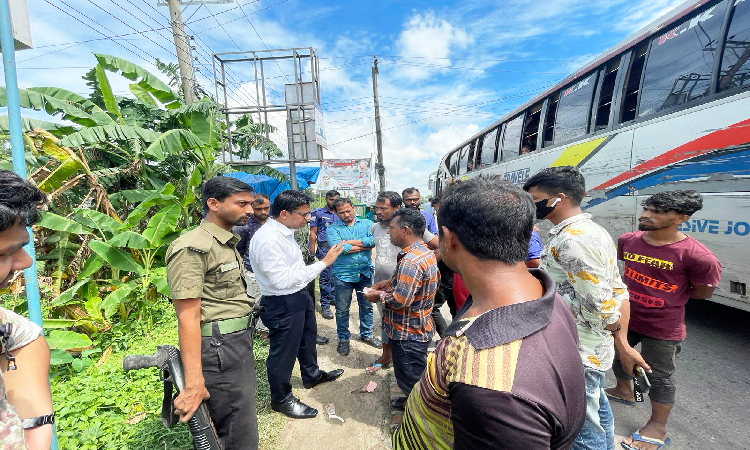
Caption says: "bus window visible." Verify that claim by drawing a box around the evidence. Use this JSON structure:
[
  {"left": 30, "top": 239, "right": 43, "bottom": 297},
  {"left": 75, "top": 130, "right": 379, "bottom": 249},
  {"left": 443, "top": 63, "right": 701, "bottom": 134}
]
[
  {"left": 500, "top": 114, "right": 524, "bottom": 161},
  {"left": 480, "top": 125, "right": 500, "bottom": 167},
  {"left": 621, "top": 43, "right": 648, "bottom": 123},
  {"left": 718, "top": 0, "right": 750, "bottom": 92},
  {"left": 553, "top": 72, "right": 598, "bottom": 145},
  {"left": 447, "top": 151, "right": 459, "bottom": 177},
  {"left": 594, "top": 57, "right": 620, "bottom": 131},
  {"left": 458, "top": 144, "right": 472, "bottom": 175},
  {"left": 638, "top": 0, "right": 730, "bottom": 117},
  {"left": 466, "top": 142, "right": 476, "bottom": 172},
  {"left": 542, "top": 93, "right": 559, "bottom": 147},
  {"left": 522, "top": 102, "right": 543, "bottom": 151}
]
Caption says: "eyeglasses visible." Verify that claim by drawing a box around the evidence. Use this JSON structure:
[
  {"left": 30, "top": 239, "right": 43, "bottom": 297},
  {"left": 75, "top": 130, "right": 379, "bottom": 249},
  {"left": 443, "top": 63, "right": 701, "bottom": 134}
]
[{"left": 290, "top": 211, "right": 312, "bottom": 218}]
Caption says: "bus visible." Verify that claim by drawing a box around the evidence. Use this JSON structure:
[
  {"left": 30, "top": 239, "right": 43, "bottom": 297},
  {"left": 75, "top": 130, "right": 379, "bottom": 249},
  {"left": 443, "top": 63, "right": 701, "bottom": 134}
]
[{"left": 431, "top": 0, "right": 750, "bottom": 311}]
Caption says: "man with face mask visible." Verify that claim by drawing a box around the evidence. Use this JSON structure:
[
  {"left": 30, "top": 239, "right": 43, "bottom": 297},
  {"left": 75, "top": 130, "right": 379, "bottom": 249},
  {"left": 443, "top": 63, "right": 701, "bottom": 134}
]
[{"left": 523, "top": 166, "right": 646, "bottom": 450}]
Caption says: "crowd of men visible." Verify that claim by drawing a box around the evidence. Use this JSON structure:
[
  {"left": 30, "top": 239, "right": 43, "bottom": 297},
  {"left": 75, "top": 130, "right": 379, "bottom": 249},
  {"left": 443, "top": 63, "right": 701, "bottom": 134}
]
[{"left": 0, "top": 166, "right": 722, "bottom": 450}]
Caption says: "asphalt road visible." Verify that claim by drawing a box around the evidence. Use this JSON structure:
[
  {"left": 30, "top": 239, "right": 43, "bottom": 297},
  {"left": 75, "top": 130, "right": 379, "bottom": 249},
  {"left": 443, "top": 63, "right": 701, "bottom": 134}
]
[{"left": 606, "top": 299, "right": 750, "bottom": 450}]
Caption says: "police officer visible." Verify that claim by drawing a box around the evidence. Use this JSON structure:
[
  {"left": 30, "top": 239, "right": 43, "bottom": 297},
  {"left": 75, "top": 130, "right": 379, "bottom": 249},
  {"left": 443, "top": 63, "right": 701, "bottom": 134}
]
[
  {"left": 309, "top": 190, "right": 340, "bottom": 319},
  {"left": 166, "top": 176, "right": 258, "bottom": 449}
]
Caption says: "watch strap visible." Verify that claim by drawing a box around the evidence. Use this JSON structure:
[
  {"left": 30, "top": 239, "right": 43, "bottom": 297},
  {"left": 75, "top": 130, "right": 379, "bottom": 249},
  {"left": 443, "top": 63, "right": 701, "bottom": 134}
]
[{"left": 21, "top": 413, "right": 55, "bottom": 429}]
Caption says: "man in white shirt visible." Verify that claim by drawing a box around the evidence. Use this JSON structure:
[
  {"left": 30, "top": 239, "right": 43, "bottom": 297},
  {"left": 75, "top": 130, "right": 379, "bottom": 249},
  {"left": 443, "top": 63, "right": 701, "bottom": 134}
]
[{"left": 248, "top": 190, "right": 345, "bottom": 419}]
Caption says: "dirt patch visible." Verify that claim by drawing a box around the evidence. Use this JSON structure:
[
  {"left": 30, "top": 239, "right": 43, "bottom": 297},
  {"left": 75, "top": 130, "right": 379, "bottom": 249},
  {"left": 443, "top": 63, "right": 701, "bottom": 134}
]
[{"left": 275, "top": 298, "right": 393, "bottom": 450}]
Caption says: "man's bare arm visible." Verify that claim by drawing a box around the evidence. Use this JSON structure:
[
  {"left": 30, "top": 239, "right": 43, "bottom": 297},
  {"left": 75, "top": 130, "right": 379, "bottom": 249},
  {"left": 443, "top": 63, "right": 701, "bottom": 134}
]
[
  {"left": 690, "top": 285, "right": 716, "bottom": 299},
  {"left": 2, "top": 336, "right": 53, "bottom": 450},
  {"left": 173, "top": 298, "right": 210, "bottom": 422}
]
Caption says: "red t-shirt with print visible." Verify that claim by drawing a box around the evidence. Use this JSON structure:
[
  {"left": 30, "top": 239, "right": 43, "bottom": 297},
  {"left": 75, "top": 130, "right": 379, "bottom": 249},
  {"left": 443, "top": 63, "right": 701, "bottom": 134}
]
[{"left": 618, "top": 231, "right": 722, "bottom": 341}]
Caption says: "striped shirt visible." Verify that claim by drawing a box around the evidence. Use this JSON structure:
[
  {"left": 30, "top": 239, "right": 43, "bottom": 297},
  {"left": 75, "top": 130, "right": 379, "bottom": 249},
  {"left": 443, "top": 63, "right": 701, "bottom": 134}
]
[
  {"left": 380, "top": 241, "right": 439, "bottom": 342},
  {"left": 393, "top": 269, "right": 586, "bottom": 449},
  {"left": 326, "top": 217, "right": 375, "bottom": 282}
]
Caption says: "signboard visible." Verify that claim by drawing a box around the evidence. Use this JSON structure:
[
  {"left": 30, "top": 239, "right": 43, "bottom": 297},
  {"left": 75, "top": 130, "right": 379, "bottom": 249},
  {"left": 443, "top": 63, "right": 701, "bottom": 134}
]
[
  {"left": 315, "top": 104, "right": 327, "bottom": 148},
  {"left": 319, "top": 158, "right": 371, "bottom": 189},
  {"left": 8, "top": 0, "right": 32, "bottom": 50}
]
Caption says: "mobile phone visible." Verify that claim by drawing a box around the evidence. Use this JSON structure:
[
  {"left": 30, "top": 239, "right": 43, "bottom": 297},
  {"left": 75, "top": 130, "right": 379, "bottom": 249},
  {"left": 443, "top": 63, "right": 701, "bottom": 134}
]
[{"left": 633, "top": 366, "right": 651, "bottom": 402}]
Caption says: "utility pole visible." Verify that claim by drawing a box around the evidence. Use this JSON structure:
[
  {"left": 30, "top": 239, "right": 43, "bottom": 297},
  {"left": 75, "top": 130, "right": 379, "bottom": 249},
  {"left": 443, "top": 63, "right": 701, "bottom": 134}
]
[
  {"left": 372, "top": 56, "right": 385, "bottom": 193},
  {"left": 167, "top": 0, "right": 196, "bottom": 104}
]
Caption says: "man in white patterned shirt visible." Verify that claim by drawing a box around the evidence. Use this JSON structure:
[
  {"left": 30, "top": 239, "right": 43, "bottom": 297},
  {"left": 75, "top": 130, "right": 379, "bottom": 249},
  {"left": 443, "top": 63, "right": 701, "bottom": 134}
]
[{"left": 524, "top": 166, "right": 647, "bottom": 450}]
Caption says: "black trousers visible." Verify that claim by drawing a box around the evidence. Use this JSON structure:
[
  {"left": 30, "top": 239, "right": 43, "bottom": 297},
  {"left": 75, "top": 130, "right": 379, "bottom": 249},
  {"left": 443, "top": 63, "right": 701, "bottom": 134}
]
[
  {"left": 390, "top": 339, "right": 430, "bottom": 398},
  {"left": 260, "top": 290, "right": 321, "bottom": 404},
  {"left": 201, "top": 326, "right": 259, "bottom": 449}
]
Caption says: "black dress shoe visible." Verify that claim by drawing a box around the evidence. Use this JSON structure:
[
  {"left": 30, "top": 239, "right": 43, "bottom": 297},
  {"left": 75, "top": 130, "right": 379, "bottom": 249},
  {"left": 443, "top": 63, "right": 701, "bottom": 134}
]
[
  {"left": 303, "top": 368, "right": 345, "bottom": 389},
  {"left": 271, "top": 397, "right": 318, "bottom": 419},
  {"left": 316, "top": 335, "right": 329, "bottom": 345},
  {"left": 337, "top": 340, "right": 350, "bottom": 355},
  {"left": 321, "top": 306, "right": 334, "bottom": 320}
]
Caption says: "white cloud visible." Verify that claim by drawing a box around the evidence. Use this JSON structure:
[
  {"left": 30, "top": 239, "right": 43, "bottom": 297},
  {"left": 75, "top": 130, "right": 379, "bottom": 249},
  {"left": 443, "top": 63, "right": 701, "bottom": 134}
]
[{"left": 396, "top": 12, "right": 473, "bottom": 80}]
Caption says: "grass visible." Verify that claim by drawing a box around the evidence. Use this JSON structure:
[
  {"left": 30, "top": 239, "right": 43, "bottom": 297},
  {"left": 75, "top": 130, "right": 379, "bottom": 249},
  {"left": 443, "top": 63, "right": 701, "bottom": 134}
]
[{"left": 0, "top": 295, "right": 285, "bottom": 450}]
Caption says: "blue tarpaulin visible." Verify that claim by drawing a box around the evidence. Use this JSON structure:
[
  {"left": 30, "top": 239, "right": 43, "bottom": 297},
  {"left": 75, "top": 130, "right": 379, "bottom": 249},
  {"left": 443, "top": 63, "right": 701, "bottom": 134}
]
[{"left": 224, "top": 165, "right": 320, "bottom": 201}]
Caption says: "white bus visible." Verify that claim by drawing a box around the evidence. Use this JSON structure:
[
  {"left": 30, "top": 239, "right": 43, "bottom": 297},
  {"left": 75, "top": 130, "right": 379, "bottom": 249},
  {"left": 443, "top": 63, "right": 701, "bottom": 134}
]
[{"left": 431, "top": 0, "right": 750, "bottom": 311}]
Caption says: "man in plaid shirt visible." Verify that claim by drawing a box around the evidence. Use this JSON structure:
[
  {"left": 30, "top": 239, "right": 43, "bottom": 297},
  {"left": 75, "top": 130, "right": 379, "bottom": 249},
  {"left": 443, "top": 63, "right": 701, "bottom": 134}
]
[{"left": 365, "top": 208, "right": 439, "bottom": 409}]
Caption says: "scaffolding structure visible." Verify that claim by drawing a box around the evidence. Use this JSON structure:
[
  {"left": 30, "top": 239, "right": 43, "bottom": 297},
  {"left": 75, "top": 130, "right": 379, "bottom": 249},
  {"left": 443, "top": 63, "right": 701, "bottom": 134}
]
[{"left": 212, "top": 47, "right": 325, "bottom": 189}]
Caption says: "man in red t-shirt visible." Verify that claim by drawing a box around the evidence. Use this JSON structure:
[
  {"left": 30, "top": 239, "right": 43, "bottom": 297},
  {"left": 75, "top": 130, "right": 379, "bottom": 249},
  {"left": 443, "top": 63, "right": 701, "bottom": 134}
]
[{"left": 607, "top": 190, "right": 721, "bottom": 450}]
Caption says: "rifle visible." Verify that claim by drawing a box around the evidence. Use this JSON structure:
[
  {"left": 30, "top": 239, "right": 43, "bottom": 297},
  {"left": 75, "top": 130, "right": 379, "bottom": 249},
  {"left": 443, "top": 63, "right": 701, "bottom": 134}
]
[{"left": 123, "top": 345, "right": 222, "bottom": 450}]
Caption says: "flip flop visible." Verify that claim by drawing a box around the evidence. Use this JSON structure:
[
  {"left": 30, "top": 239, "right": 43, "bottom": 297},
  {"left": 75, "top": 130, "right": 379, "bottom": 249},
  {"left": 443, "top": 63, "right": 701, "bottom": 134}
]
[
  {"left": 605, "top": 390, "right": 636, "bottom": 406},
  {"left": 620, "top": 430, "right": 671, "bottom": 450},
  {"left": 390, "top": 397, "right": 406, "bottom": 410},
  {"left": 365, "top": 361, "right": 390, "bottom": 375}
]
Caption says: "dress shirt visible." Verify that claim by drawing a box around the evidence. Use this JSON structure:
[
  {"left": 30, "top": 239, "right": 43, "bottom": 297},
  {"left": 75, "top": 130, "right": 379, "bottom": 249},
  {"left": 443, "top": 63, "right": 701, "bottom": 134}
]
[
  {"left": 421, "top": 210, "right": 438, "bottom": 235},
  {"left": 310, "top": 207, "right": 337, "bottom": 245},
  {"left": 248, "top": 218, "right": 326, "bottom": 296}
]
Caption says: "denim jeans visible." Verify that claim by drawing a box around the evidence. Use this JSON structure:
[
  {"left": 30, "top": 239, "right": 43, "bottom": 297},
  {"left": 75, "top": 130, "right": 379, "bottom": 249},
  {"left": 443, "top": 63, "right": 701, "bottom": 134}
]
[
  {"left": 333, "top": 274, "right": 373, "bottom": 341},
  {"left": 573, "top": 368, "right": 614, "bottom": 450},
  {"left": 316, "top": 246, "right": 335, "bottom": 308},
  {"left": 390, "top": 339, "right": 430, "bottom": 398}
]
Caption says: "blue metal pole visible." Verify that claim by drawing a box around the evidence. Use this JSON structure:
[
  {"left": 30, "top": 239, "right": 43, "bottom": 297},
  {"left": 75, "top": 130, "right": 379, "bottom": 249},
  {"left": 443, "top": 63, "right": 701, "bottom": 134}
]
[
  {"left": 1, "top": 1, "right": 58, "bottom": 448},
  {"left": 0, "top": 0, "right": 42, "bottom": 328}
]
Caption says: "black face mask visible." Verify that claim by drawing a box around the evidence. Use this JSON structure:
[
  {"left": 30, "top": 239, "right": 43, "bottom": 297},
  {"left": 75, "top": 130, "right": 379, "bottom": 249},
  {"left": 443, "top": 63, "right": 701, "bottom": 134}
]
[{"left": 535, "top": 197, "right": 561, "bottom": 220}]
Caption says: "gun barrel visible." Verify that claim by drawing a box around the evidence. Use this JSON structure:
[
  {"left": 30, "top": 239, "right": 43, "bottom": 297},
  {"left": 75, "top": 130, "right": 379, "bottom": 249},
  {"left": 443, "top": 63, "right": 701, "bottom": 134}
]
[{"left": 123, "top": 354, "right": 160, "bottom": 371}]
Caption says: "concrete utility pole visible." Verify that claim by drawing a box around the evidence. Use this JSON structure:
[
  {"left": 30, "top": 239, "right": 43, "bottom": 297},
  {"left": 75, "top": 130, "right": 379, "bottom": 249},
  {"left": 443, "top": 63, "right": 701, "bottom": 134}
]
[
  {"left": 372, "top": 56, "right": 385, "bottom": 193},
  {"left": 167, "top": 0, "right": 196, "bottom": 104}
]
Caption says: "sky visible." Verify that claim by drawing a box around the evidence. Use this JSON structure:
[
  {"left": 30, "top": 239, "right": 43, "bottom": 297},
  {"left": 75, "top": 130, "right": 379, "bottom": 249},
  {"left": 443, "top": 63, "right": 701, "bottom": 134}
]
[{"left": 3, "top": 0, "right": 688, "bottom": 195}]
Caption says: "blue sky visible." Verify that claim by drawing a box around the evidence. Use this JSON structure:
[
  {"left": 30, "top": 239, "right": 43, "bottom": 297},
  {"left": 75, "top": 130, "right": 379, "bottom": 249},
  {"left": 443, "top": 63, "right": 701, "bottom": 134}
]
[{"left": 5, "top": 0, "right": 686, "bottom": 193}]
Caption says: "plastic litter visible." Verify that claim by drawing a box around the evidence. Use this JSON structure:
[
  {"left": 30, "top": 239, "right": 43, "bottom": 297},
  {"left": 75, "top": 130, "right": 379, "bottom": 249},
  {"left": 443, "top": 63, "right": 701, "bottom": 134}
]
[{"left": 324, "top": 402, "right": 344, "bottom": 423}]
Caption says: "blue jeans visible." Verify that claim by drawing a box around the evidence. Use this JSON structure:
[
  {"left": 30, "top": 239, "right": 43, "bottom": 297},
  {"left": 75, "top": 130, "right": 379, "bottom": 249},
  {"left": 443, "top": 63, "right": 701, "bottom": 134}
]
[
  {"left": 574, "top": 368, "right": 615, "bottom": 450},
  {"left": 316, "top": 247, "right": 335, "bottom": 308},
  {"left": 333, "top": 274, "right": 373, "bottom": 341}
]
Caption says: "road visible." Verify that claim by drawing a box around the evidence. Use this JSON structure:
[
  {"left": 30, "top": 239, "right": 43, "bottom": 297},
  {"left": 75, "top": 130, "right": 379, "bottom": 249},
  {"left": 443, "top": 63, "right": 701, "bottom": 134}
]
[{"left": 607, "top": 299, "right": 750, "bottom": 450}]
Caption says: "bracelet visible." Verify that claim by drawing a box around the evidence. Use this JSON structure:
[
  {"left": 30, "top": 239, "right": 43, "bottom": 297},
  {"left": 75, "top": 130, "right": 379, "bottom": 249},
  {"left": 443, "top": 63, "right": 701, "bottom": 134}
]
[
  {"left": 21, "top": 413, "right": 55, "bottom": 429},
  {"left": 610, "top": 323, "right": 622, "bottom": 334}
]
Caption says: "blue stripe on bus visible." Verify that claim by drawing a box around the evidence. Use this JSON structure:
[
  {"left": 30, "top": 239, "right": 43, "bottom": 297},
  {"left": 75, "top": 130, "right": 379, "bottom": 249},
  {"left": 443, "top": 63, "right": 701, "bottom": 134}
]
[{"left": 585, "top": 149, "right": 750, "bottom": 209}]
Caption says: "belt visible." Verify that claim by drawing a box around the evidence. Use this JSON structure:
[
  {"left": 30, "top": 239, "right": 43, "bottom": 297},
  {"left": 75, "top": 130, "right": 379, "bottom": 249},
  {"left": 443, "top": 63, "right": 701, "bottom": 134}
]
[{"left": 200, "top": 315, "right": 252, "bottom": 337}]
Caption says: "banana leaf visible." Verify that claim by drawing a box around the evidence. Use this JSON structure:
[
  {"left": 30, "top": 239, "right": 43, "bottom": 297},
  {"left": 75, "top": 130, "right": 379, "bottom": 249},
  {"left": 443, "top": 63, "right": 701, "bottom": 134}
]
[
  {"left": 88, "top": 240, "right": 144, "bottom": 274},
  {"left": 94, "top": 53, "right": 180, "bottom": 108},
  {"left": 95, "top": 63, "right": 123, "bottom": 122},
  {"left": 142, "top": 203, "right": 181, "bottom": 247},
  {"left": 59, "top": 125, "right": 161, "bottom": 148},
  {"left": 37, "top": 211, "right": 92, "bottom": 235}
]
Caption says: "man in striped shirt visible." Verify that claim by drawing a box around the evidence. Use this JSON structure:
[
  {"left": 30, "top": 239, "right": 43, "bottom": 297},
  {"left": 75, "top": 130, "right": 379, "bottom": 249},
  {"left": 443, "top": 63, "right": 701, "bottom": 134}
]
[
  {"left": 326, "top": 198, "right": 381, "bottom": 356},
  {"left": 392, "top": 177, "right": 585, "bottom": 449},
  {"left": 365, "top": 208, "right": 439, "bottom": 409}
]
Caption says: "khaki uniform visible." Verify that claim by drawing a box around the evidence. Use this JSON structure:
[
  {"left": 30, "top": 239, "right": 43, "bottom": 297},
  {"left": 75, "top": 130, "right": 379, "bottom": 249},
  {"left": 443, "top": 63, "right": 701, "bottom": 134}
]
[
  {"left": 166, "top": 220, "right": 253, "bottom": 322},
  {"left": 165, "top": 219, "right": 259, "bottom": 449}
]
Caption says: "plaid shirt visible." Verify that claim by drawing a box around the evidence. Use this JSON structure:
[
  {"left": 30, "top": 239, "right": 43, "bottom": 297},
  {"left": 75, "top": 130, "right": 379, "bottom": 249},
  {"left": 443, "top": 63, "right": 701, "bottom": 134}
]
[{"left": 381, "top": 241, "right": 439, "bottom": 342}]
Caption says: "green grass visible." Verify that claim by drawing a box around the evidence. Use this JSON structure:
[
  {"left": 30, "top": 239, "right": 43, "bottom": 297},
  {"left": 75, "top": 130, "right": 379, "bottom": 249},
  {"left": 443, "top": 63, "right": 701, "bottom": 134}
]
[{"left": 44, "top": 303, "right": 285, "bottom": 450}]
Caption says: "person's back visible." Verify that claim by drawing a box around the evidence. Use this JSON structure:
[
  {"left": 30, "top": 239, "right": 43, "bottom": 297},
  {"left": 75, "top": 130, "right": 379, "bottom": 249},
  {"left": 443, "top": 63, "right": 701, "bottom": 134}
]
[{"left": 393, "top": 177, "right": 585, "bottom": 449}]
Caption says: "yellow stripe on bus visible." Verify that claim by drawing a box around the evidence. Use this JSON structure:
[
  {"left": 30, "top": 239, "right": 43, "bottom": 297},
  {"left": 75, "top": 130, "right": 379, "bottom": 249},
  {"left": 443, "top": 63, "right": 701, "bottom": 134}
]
[{"left": 550, "top": 137, "right": 608, "bottom": 167}]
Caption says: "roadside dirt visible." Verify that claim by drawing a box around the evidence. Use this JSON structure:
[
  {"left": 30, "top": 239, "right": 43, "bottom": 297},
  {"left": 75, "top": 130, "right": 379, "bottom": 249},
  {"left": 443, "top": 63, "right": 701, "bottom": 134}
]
[{"left": 276, "top": 297, "right": 393, "bottom": 450}]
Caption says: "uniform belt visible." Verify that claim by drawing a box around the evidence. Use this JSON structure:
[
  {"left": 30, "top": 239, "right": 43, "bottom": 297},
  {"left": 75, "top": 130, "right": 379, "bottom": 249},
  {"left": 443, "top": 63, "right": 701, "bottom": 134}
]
[{"left": 200, "top": 316, "right": 251, "bottom": 337}]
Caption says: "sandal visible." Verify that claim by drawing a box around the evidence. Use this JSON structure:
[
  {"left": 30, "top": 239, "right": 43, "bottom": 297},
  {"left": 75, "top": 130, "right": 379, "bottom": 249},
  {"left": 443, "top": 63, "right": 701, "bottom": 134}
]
[
  {"left": 365, "top": 360, "right": 390, "bottom": 375},
  {"left": 620, "top": 430, "right": 671, "bottom": 450},
  {"left": 390, "top": 397, "right": 407, "bottom": 410}
]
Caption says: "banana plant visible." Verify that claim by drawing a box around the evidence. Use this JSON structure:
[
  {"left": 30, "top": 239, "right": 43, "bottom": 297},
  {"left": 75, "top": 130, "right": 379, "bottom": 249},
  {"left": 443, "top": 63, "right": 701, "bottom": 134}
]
[{"left": 41, "top": 183, "right": 183, "bottom": 330}]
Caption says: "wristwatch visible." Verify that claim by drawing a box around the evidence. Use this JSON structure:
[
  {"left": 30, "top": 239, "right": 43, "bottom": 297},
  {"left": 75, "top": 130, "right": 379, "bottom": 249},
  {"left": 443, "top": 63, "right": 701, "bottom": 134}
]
[
  {"left": 21, "top": 413, "right": 55, "bottom": 429},
  {"left": 610, "top": 323, "right": 622, "bottom": 334}
]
